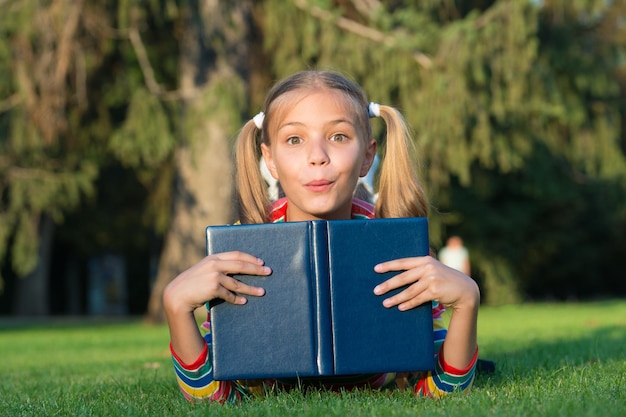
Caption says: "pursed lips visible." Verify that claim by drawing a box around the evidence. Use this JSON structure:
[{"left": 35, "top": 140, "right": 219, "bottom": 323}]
[{"left": 304, "top": 179, "right": 334, "bottom": 192}]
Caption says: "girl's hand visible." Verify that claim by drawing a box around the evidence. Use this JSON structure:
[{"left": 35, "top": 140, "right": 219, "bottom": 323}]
[
  {"left": 163, "top": 251, "right": 270, "bottom": 315},
  {"left": 374, "top": 256, "right": 480, "bottom": 369},
  {"left": 373, "top": 256, "right": 479, "bottom": 312}
]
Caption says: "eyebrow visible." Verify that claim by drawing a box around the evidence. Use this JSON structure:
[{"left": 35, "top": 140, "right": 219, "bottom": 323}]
[{"left": 278, "top": 119, "right": 355, "bottom": 131}]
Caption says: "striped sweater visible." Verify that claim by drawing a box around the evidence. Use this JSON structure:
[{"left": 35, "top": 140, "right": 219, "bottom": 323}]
[{"left": 170, "top": 198, "right": 478, "bottom": 402}]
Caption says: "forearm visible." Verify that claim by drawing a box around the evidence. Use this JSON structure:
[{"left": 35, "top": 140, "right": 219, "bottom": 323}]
[
  {"left": 442, "top": 296, "right": 479, "bottom": 369},
  {"left": 164, "top": 293, "right": 206, "bottom": 364}
]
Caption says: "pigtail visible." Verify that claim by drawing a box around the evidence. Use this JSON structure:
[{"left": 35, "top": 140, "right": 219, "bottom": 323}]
[
  {"left": 235, "top": 119, "right": 270, "bottom": 224},
  {"left": 375, "top": 105, "right": 429, "bottom": 219}
]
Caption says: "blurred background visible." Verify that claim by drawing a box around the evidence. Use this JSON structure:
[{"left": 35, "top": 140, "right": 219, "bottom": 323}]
[{"left": 1, "top": 0, "right": 625, "bottom": 321}]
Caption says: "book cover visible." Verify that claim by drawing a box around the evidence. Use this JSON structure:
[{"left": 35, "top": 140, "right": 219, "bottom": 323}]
[{"left": 206, "top": 217, "right": 434, "bottom": 380}]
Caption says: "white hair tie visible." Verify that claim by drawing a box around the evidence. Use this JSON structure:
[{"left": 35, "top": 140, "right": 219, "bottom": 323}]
[
  {"left": 253, "top": 112, "right": 265, "bottom": 130},
  {"left": 368, "top": 102, "right": 380, "bottom": 118}
]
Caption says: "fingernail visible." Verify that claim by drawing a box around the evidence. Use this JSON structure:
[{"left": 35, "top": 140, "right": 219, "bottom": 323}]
[{"left": 373, "top": 285, "right": 381, "bottom": 295}]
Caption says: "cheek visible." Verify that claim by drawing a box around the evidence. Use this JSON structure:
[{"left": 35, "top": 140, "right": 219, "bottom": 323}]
[
  {"left": 272, "top": 151, "right": 300, "bottom": 179},
  {"left": 340, "top": 150, "right": 368, "bottom": 176}
]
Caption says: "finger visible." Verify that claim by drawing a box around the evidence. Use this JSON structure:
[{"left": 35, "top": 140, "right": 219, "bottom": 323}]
[
  {"left": 386, "top": 287, "right": 433, "bottom": 311},
  {"left": 221, "top": 275, "right": 266, "bottom": 297},
  {"left": 211, "top": 284, "right": 248, "bottom": 305},
  {"left": 210, "top": 275, "right": 266, "bottom": 306},
  {"left": 374, "top": 256, "right": 429, "bottom": 274},
  {"left": 397, "top": 293, "right": 432, "bottom": 311},
  {"left": 212, "top": 250, "right": 267, "bottom": 265},
  {"left": 373, "top": 268, "right": 424, "bottom": 296},
  {"left": 210, "top": 258, "right": 272, "bottom": 278},
  {"left": 381, "top": 280, "right": 430, "bottom": 310}
]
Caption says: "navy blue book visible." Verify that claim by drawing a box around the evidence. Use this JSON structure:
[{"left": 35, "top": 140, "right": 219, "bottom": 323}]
[{"left": 206, "top": 217, "right": 434, "bottom": 380}]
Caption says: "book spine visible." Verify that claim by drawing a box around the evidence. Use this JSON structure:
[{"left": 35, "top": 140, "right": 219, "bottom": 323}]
[{"left": 311, "top": 220, "right": 333, "bottom": 375}]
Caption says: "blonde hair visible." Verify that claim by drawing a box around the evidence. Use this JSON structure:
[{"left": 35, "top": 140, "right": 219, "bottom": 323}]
[{"left": 235, "top": 70, "right": 428, "bottom": 224}]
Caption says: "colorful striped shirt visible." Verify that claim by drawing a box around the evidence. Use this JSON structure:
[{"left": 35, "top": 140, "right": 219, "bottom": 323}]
[{"left": 170, "top": 198, "right": 478, "bottom": 402}]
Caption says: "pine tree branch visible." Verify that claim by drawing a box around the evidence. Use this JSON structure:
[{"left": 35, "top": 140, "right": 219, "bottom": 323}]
[
  {"left": 127, "top": 25, "right": 163, "bottom": 96},
  {"left": 0, "top": 0, "right": 18, "bottom": 9},
  {"left": 75, "top": 45, "right": 88, "bottom": 110},
  {"left": 0, "top": 94, "right": 21, "bottom": 114},
  {"left": 55, "top": 0, "right": 84, "bottom": 85},
  {"left": 127, "top": 24, "right": 199, "bottom": 101},
  {"left": 293, "top": 0, "right": 432, "bottom": 69},
  {"left": 348, "top": 0, "right": 381, "bottom": 20}
]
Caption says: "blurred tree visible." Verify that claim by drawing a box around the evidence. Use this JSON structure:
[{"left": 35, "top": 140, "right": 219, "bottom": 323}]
[
  {"left": 139, "top": 0, "right": 253, "bottom": 322},
  {"left": 0, "top": 0, "right": 102, "bottom": 314},
  {"left": 0, "top": 0, "right": 179, "bottom": 315},
  {"left": 257, "top": 0, "right": 542, "bottom": 302},
  {"left": 1, "top": 0, "right": 625, "bottom": 317},
  {"left": 258, "top": 0, "right": 626, "bottom": 304}
]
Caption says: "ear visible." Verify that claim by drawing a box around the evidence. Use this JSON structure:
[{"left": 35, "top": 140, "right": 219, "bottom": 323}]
[
  {"left": 359, "top": 139, "right": 377, "bottom": 177},
  {"left": 260, "top": 143, "right": 279, "bottom": 180}
]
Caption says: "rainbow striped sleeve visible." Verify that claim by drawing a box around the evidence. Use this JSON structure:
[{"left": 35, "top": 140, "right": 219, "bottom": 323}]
[
  {"left": 170, "top": 326, "right": 249, "bottom": 403},
  {"left": 411, "top": 345, "right": 478, "bottom": 397}
]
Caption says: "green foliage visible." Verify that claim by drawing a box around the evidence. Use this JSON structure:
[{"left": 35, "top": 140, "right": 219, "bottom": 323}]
[
  {"left": 1, "top": 0, "right": 625, "bottom": 305},
  {"left": 0, "top": 1, "right": 102, "bottom": 286},
  {"left": 1, "top": 301, "right": 625, "bottom": 416},
  {"left": 0, "top": 0, "right": 180, "bottom": 289},
  {"left": 1, "top": 94, "right": 98, "bottom": 277},
  {"left": 472, "top": 254, "right": 521, "bottom": 305},
  {"left": 449, "top": 143, "right": 626, "bottom": 302},
  {"left": 181, "top": 76, "right": 247, "bottom": 148},
  {"left": 262, "top": 0, "right": 626, "bottom": 302},
  {"left": 109, "top": 88, "right": 175, "bottom": 168},
  {"left": 0, "top": 159, "right": 97, "bottom": 276},
  {"left": 263, "top": 0, "right": 547, "bottom": 188}
]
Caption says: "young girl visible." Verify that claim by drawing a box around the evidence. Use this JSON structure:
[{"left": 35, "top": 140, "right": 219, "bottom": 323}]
[{"left": 163, "top": 70, "right": 480, "bottom": 402}]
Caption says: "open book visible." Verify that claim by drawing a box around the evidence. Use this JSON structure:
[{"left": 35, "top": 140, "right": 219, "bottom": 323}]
[{"left": 206, "top": 217, "right": 434, "bottom": 380}]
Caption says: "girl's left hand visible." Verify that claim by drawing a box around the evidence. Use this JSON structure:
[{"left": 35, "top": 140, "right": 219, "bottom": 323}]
[{"left": 373, "top": 256, "right": 479, "bottom": 311}]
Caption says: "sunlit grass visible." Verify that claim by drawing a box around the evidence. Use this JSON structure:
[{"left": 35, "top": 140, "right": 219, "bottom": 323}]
[{"left": 1, "top": 300, "right": 625, "bottom": 416}]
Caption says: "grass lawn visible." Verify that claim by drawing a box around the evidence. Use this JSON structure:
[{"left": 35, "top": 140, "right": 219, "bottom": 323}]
[{"left": 1, "top": 300, "right": 624, "bottom": 416}]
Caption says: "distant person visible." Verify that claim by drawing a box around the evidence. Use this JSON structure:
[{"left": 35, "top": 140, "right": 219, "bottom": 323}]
[{"left": 438, "top": 236, "right": 470, "bottom": 276}]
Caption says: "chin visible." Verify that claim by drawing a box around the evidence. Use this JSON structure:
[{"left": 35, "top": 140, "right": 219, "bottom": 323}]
[
  {"left": 309, "top": 207, "right": 348, "bottom": 221},
  {"left": 297, "top": 195, "right": 352, "bottom": 220}
]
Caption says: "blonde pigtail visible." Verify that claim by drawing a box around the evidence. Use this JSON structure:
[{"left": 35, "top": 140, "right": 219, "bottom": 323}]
[
  {"left": 235, "top": 119, "right": 270, "bottom": 224},
  {"left": 375, "top": 105, "right": 429, "bottom": 219}
]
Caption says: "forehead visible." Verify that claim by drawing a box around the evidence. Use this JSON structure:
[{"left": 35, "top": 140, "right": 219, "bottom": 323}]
[
  {"left": 263, "top": 87, "right": 371, "bottom": 144},
  {"left": 268, "top": 88, "right": 362, "bottom": 130}
]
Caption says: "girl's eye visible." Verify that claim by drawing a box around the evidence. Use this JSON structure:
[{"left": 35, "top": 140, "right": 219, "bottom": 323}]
[
  {"left": 330, "top": 133, "right": 348, "bottom": 142},
  {"left": 286, "top": 136, "right": 302, "bottom": 145}
]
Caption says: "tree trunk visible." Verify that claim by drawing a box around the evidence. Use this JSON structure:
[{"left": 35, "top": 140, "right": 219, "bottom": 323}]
[
  {"left": 13, "top": 215, "right": 54, "bottom": 316},
  {"left": 145, "top": 1, "right": 252, "bottom": 323}
]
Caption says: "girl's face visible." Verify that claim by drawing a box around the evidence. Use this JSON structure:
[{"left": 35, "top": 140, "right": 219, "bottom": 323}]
[{"left": 261, "top": 89, "right": 376, "bottom": 221}]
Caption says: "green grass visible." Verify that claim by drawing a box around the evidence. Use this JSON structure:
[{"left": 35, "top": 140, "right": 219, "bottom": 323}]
[{"left": 1, "top": 301, "right": 625, "bottom": 416}]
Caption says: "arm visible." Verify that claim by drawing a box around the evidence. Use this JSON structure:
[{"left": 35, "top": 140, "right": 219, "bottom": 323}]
[
  {"left": 170, "top": 321, "right": 249, "bottom": 403},
  {"left": 409, "top": 302, "right": 478, "bottom": 397},
  {"left": 163, "top": 251, "right": 270, "bottom": 401}
]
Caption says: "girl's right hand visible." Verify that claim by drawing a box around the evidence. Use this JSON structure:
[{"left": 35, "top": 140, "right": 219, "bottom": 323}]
[{"left": 163, "top": 251, "right": 270, "bottom": 315}]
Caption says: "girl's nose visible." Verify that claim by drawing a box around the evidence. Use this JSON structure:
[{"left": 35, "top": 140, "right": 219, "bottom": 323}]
[{"left": 307, "top": 137, "right": 330, "bottom": 166}]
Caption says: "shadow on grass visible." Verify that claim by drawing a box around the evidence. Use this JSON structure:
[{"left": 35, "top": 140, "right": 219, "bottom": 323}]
[{"left": 472, "top": 324, "right": 626, "bottom": 388}]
